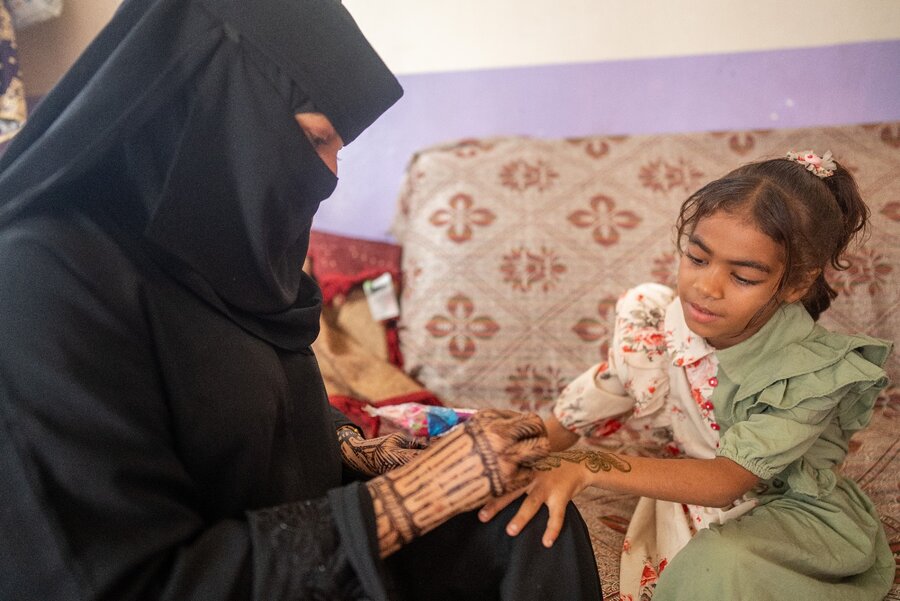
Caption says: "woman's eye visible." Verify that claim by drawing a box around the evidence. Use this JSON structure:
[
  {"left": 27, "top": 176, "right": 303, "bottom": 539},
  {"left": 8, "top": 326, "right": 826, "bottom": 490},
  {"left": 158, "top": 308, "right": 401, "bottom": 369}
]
[{"left": 302, "top": 128, "right": 331, "bottom": 148}]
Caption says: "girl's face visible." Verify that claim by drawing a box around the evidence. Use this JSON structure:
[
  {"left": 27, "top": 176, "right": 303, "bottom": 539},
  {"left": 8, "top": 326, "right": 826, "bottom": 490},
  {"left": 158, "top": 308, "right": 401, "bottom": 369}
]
[
  {"left": 676, "top": 210, "right": 806, "bottom": 349},
  {"left": 294, "top": 112, "right": 344, "bottom": 176}
]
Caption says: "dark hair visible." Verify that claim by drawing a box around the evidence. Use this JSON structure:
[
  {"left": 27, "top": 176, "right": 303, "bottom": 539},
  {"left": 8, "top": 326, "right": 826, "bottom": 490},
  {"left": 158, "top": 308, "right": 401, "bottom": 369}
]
[{"left": 675, "top": 155, "right": 869, "bottom": 321}]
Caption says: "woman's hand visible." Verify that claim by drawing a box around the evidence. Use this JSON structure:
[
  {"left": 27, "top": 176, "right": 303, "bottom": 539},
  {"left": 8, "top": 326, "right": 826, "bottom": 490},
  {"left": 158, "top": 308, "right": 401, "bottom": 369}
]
[
  {"left": 479, "top": 450, "right": 632, "bottom": 548},
  {"left": 366, "top": 409, "right": 549, "bottom": 557},
  {"left": 338, "top": 427, "right": 427, "bottom": 477}
]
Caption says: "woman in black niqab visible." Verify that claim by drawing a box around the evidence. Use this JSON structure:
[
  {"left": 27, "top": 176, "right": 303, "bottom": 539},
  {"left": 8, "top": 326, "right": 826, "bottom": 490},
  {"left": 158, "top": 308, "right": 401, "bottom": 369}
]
[
  {"left": 0, "top": 0, "right": 400, "bottom": 347},
  {"left": 0, "top": 1, "right": 603, "bottom": 599}
]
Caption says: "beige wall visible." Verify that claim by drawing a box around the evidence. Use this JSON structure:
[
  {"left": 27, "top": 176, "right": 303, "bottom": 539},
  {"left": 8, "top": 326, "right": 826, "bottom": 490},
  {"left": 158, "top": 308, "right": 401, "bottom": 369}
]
[
  {"left": 15, "top": 0, "right": 119, "bottom": 96},
  {"left": 345, "top": 0, "right": 900, "bottom": 75},
  {"left": 13, "top": 1, "right": 900, "bottom": 92}
]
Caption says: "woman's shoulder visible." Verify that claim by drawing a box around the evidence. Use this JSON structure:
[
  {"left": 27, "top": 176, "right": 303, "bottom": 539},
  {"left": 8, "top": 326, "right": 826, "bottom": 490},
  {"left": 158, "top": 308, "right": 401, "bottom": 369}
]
[
  {"left": 2, "top": 206, "right": 108, "bottom": 254},
  {"left": 0, "top": 208, "right": 146, "bottom": 317},
  {"left": 3, "top": 206, "right": 137, "bottom": 269}
]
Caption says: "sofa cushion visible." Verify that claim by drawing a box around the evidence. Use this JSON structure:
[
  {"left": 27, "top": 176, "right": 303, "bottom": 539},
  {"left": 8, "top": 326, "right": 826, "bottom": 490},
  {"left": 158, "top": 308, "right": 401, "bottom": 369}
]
[{"left": 391, "top": 125, "right": 899, "bottom": 412}]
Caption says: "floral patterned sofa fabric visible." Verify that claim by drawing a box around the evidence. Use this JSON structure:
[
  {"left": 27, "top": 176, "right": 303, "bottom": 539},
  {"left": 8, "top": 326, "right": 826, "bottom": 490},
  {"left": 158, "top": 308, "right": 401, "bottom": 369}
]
[
  {"left": 391, "top": 124, "right": 900, "bottom": 600},
  {"left": 0, "top": 5, "right": 28, "bottom": 144}
]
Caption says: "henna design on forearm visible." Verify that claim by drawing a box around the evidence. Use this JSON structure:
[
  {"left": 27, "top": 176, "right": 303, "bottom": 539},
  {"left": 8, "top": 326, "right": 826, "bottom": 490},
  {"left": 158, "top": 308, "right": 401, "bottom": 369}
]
[
  {"left": 367, "top": 427, "right": 491, "bottom": 556},
  {"left": 366, "top": 410, "right": 548, "bottom": 557},
  {"left": 367, "top": 475, "right": 419, "bottom": 555},
  {"left": 464, "top": 412, "right": 505, "bottom": 496},
  {"left": 532, "top": 450, "right": 632, "bottom": 473}
]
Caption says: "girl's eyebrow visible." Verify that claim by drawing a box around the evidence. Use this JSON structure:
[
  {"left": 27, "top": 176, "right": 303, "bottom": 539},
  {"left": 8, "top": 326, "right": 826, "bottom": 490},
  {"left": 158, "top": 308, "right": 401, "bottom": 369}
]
[{"left": 689, "top": 234, "right": 773, "bottom": 274}]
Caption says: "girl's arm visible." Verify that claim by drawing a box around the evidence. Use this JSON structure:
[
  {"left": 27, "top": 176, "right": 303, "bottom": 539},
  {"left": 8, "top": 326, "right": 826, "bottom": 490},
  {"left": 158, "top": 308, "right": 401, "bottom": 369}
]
[
  {"left": 479, "top": 450, "right": 758, "bottom": 548},
  {"left": 545, "top": 414, "right": 580, "bottom": 451}
]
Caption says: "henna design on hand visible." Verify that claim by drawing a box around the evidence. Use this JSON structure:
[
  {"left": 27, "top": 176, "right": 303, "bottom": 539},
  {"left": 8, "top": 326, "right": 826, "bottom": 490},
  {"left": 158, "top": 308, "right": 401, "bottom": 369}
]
[
  {"left": 366, "top": 410, "right": 549, "bottom": 557},
  {"left": 464, "top": 410, "right": 548, "bottom": 495},
  {"left": 338, "top": 429, "right": 426, "bottom": 477},
  {"left": 532, "top": 450, "right": 632, "bottom": 473},
  {"left": 336, "top": 425, "right": 363, "bottom": 445}
]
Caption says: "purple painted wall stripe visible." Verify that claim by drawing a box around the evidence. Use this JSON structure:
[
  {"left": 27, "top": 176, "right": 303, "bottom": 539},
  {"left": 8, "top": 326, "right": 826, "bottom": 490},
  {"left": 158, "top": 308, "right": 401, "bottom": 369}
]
[{"left": 315, "top": 40, "right": 900, "bottom": 242}]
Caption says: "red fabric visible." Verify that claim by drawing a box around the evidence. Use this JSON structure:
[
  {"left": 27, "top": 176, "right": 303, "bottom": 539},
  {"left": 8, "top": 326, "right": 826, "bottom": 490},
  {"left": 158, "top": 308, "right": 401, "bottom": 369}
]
[
  {"left": 329, "top": 395, "right": 381, "bottom": 438},
  {"left": 307, "top": 230, "right": 404, "bottom": 367},
  {"left": 307, "top": 230, "right": 401, "bottom": 291},
  {"left": 315, "top": 268, "right": 394, "bottom": 305},
  {"left": 330, "top": 391, "right": 444, "bottom": 437}
]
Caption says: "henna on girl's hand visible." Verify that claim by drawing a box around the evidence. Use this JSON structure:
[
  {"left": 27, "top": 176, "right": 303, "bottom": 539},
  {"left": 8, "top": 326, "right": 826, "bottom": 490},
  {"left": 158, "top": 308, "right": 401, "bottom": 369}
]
[
  {"left": 531, "top": 450, "right": 632, "bottom": 473},
  {"left": 337, "top": 428, "right": 427, "bottom": 477},
  {"left": 366, "top": 409, "right": 549, "bottom": 557}
]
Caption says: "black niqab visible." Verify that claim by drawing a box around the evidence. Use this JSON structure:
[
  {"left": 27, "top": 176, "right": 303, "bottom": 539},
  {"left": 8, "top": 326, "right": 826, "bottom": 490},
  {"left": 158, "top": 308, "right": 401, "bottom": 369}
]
[{"left": 0, "top": 0, "right": 402, "bottom": 350}]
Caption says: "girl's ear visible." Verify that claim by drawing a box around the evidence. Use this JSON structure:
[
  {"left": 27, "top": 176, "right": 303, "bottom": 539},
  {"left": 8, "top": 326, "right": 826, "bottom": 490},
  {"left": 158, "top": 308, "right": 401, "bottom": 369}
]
[{"left": 782, "top": 269, "right": 821, "bottom": 304}]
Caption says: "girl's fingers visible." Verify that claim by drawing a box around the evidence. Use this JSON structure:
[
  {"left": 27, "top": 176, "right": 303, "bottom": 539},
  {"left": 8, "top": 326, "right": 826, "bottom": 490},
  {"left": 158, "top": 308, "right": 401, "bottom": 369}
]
[
  {"left": 541, "top": 502, "right": 567, "bottom": 548},
  {"left": 478, "top": 488, "right": 523, "bottom": 522},
  {"left": 481, "top": 488, "right": 570, "bottom": 547},
  {"left": 503, "top": 492, "right": 545, "bottom": 537}
]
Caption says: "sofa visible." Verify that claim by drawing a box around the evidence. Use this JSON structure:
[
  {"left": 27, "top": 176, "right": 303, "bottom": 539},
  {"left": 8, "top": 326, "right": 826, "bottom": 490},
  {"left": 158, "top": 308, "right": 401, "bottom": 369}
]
[{"left": 312, "top": 122, "right": 900, "bottom": 599}]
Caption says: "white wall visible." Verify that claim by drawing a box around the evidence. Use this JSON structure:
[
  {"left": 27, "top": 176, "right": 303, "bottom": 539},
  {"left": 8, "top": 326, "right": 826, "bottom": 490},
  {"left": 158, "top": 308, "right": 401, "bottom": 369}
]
[
  {"left": 344, "top": 0, "right": 900, "bottom": 74},
  {"left": 17, "top": 1, "right": 900, "bottom": 95}
]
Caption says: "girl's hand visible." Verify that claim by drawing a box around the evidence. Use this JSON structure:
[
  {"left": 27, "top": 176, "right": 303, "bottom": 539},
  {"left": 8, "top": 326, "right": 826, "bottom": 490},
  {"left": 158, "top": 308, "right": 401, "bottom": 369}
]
[
  {"left": 479, "top": 450, "right": 632, "bottom": 547},
  {"left": 338, "top": 428, "right": 428, "bottom": 477}
]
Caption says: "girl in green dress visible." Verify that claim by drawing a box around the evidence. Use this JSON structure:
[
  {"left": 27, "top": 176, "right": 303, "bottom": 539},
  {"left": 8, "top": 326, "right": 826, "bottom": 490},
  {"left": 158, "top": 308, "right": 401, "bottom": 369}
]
[{"left": 479, "top": 150, "right": 894, "bottom": 600}]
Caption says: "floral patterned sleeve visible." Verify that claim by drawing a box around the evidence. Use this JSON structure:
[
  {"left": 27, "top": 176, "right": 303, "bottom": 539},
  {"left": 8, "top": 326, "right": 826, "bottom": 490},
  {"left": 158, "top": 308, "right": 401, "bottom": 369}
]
[
  {"left": 553, "top": 284, "right": 675, "bottom": 438},
  {"left": 552, "top": 359, "right": 633, "bottom": 437}
]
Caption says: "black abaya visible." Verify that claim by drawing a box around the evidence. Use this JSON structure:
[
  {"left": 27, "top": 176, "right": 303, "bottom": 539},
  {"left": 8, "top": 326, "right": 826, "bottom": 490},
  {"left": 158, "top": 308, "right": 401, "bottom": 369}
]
[
  {"left": 0, "top": 203, "right": 377, "bottom": 599},
  {"left": 0, "top": 0, "right": 602, "bottom": 599}
]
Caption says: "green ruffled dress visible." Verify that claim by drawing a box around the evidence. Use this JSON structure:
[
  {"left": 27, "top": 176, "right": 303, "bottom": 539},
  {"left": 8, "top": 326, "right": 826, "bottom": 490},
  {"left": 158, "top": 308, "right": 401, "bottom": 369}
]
[{"left": 654, "top": 302, "right": 894, "bottom": 600}]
